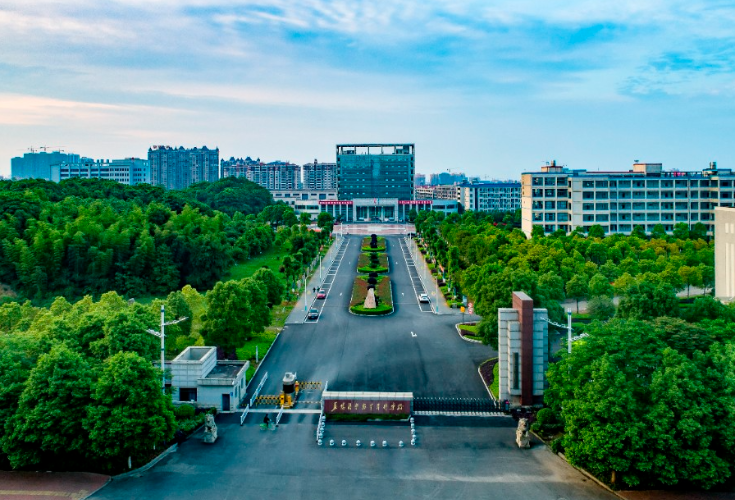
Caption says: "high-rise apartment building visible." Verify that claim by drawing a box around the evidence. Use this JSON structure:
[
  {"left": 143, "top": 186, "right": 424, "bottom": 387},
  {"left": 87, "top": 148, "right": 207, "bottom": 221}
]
[
  {"left": 414, "top": 173, "right": 426, "bottom": 187},
  {"left": 458, "top": 181, "right": 521, "bottom": 212},
  {"left": 11, "top": 150, "right": 81, "bottom": 180},
  {"left": 302, "top": 160, "right": 337, "bottom": 190},
  {"left": 53, "top": 158, "right": 150, "bottom": 185},
  {"left": 149, "top": 146, "right": 219, "bottom": 190},
  {"left": 521, "top": 161, "right": 735, "bottom": 237},
  {"left": 221, "top": 158, "right": 300, "bottom": 191}
]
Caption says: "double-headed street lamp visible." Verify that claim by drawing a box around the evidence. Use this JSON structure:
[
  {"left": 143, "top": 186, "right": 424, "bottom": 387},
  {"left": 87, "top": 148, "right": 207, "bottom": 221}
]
[{"left": 146, "top": 304, "right": 189, "bottom": 393}]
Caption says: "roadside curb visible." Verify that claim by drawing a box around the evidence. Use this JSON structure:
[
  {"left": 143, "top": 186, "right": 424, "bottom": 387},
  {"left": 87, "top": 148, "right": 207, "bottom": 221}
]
[
  {"left": 477, "top": 362, "right": 498, "bottom": 402},
  {"left": 110, "top": 443, "right": 178, "bottom": 481},
  {"left": 537, "top": 440, "right": 626, "bottom": 500},
  {"left": 455, "top": 323, "right": 482, "bottom": 343}
]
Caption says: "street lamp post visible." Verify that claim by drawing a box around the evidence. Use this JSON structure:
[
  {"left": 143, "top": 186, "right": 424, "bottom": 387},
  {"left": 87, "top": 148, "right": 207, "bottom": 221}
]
[
  {"left": 146, "top": 304, "right": 188, "bottom": 393},
  {"left": 567, "top": 308, "right": 573, "bottom": 354}
]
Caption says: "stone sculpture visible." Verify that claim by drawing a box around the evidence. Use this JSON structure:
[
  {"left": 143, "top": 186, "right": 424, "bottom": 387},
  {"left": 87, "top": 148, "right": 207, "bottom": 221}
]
[
  {"left": 203, "top": 413, "right": 218, "bottom": 444},
  {"left": 516, "top": 417, "right": 530, "bottom": 449},
  {"left": 364, "top": 288, "right": 377, "bottom": 309}
]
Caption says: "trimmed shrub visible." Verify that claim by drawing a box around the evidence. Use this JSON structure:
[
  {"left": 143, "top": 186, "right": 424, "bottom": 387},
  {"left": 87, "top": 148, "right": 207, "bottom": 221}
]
[{"left": 175, "top": 404, "right": 195, "bottom": 419}]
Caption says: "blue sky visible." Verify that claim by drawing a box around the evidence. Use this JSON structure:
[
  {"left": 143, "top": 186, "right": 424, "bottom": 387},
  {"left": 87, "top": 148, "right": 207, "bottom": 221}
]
[{"left": 1, "top": 0, "right": 734, "bottom": 178}]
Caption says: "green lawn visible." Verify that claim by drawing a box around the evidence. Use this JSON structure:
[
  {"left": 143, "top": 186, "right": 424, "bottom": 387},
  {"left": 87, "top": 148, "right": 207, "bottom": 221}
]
[
  {"left": 225, "top": 247, "right": 289, "bottom": 283},
  {"left": 491, "top": 362, "right": 499, "bottom": 398}
]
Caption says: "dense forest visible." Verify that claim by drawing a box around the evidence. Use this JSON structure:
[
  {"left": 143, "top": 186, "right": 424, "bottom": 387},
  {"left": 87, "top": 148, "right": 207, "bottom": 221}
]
[
  {"left": 415, "top": 210, "right": 715, "bottom": 345},
  {"left": 0, "top": 177, "right": 276, "bottom": 300},
  {"left": 415, "top": 210, "right": 735, "bottom": 490},
  {"left": 0, "top": 174, "right": 333, "bottom": 473}
]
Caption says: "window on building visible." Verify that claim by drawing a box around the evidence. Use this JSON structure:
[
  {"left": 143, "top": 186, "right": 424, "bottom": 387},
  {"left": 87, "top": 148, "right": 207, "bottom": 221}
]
[{"left": 180, "top": 388, "right": 197, "bottom": 402}]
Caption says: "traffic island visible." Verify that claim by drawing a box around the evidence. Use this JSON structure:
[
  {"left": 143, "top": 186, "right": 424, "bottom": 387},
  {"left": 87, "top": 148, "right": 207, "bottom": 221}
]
[
  {"left": 350, "top": 275, "right": 393, "bottom": 315},
  {"left": 357, "top": 251, "right": 389, "bottom": 274},
  {"left": 361, "top": 235, "right": 385, "bottom": 252}
]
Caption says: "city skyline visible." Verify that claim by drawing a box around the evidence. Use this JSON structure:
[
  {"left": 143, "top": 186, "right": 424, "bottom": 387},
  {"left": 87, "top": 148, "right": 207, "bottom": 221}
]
[{"left": 1, "top": 1, "right": 734, "bottom": 178}]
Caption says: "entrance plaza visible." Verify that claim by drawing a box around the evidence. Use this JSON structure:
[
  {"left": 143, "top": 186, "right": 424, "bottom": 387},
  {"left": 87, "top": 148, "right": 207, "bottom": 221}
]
[{"left": 91, "top": 233, "right": 617, "bottom": 500}]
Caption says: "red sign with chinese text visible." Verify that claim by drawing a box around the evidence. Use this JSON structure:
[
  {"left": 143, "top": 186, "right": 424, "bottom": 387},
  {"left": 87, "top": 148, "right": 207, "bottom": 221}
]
[
  {"left": 319, "top": 200, "right": 353, "bottom": 205},
  {"left": 324, "top": 399, "right": 410, "bottom": 415}
]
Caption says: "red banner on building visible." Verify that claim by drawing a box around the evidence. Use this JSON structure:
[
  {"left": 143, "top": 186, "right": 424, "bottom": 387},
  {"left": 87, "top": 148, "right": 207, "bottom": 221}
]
[
  {"left": 399, "top": 200, "right": 432, "bottom": 205},
  {"left": 319, "top": 200, "right": 353, "bottom": 205}
]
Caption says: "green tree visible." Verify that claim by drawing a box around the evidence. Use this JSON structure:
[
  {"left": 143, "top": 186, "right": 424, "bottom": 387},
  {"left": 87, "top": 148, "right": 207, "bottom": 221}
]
[
  {"left": 588, "top": 224, "right": 605, "bottom": 238},
  {"left": 587, "top": 296, "right": 616, "bottom": 321},
  {"left": 531, "top": 225, "right": 544, "bottom": 239},
  {"left": 617, "top": 281, "right": 679, "bottom": 320},
  {"left": 203, "top": 278, "right": 270, "bottom": 354},
  {"left": 678, "top": 265, "right": 703, "bottom": 298},
  {"left": 565, "top": 274, "right": 589, "bottom": 313},
  {"left": 546, "top": 320, "right": 735, "bottom": 489},
  {"left": 588, "top": 273, "right": 613, "bottom": 298},
  {"left": 86, "top": 352, "right": 176, "bottom": 472},
  {"left": 299, "top": 212, "right": 312, "bottom": 225},
  {"left": 252, "top": 267, "right": 284, "bottom": 307},
  {"left": 2, "top": 344, "right": 94, "bottom": 469}
]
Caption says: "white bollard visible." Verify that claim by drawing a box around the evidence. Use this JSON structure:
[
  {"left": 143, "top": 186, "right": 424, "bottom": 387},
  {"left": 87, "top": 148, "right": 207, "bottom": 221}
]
[
  {"left": 318, "top": 432, "right": 323, "bottom": 439},
  {"left": 342, "top": 440, "right": 347, "bottom": 447},
  {"left": 410, "top": 417, "right": 414, "bottom": 424},
  {"left": 329, "top": 439, "right": 335, "bottom": 447},
  {"left": 399, "top": 441, "right": 405, "bottom": 447},
  {"left": 411, "top": 438, "right": 416, "bottom": 446},
  {"left": 382, "top": 440, "right": 388, "bottom": 448},
  {"left": 356, "top": 440, "right": 362, "bottom": 447},
  {"left": 370, "top": 440, "right": 376, "bottom": 447},
  {"left": 318, "top": 439, "right": 323, "bottom": 446}
]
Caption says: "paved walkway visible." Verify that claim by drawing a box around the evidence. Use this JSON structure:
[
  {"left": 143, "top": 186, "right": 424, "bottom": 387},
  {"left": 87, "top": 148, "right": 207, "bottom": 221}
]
[{"left": 0, "top": 471, "right": 109, "bottom": 500}]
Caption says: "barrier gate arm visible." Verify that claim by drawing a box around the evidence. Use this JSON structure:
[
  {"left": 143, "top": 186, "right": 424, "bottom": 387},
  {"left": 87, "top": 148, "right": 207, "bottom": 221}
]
[{"left": 249, "top": 371, "right": 269, "bottom": 408}]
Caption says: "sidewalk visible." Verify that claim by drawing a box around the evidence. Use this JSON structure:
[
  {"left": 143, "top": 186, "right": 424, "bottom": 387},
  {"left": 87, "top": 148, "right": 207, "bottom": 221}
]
[
  {"left": 286, "top": 235, "right": 344, "bottom": 323},
  {"left": 405, "top": 236, "right": 458, "bottom": 316},
  {"left": 0, "top": 471, "right": 109, "bottom": 500}
]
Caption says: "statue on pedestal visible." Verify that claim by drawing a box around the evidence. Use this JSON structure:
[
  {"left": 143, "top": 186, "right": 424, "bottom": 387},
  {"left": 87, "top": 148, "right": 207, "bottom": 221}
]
[
  {"left": 516, "top": 417, "right": 530, "bottom": 449},
  {"left": 203, "top": 413, "right": 218, "bottom": 444},
  {"left": 364, "top": 288, "right": 377, "bottom": 309}
]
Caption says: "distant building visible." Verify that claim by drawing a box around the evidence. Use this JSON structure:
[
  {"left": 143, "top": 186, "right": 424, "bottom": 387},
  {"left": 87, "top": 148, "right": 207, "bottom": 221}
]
[
  {"left": 414, "top": 173, "right": 426, "bottom": 187},
  {"left": 149, "top": 145, "right": 219, "bottom": 190},
  {"left": 302, "top": 160, "right": 337, "bottom": 190},
  {"left": 11, "top": 150, "right": 81, "bottom": 180},
  {"left": 221, "top": 157, "right": 300, "bottom": 191},
  {"left": 415, "top": 185, "right": 458, "bottom": 201},
  {"left": 521, "top": 161, "right": 735, "bottom": 237},
  {"left": 715, "top": 207, "right": 735, "bottom": 302},
  {"left": 429, "top": 171, "right": 467, "bottom": 186},
  {"left": 458, "top": 180, "right": 521, "bottom": 212},
  {"left": 272, "top": 189, "right": 338, "bottom": 218},
  {"left": 53, "top": 158, "right": 150, "bottom": 185}
]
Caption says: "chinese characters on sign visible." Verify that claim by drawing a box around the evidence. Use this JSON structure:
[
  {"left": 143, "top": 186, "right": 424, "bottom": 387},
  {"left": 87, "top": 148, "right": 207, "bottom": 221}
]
[
  {"left": 324, "top": 399, "right": 411, "bottom": 415},
  {"left": 319, "top": 200, "right": 353, "bottom": 205},
  {"left": 398, "top": 200, "right": 432, "bottom": 205}
]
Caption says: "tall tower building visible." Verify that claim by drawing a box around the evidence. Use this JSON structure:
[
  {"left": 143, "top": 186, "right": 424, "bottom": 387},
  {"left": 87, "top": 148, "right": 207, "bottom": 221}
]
[
  {"left": 302, "top": 159, "right": 337, "bottom": 190},
  {"left": 336, "top": 144, "right": 414, "bottom": 200},
  {"left": 149, "top": 146, "right": 219, "bottom": 190},
  {"left": 11, "top": 150, "right": 81, "bottom": 180}
]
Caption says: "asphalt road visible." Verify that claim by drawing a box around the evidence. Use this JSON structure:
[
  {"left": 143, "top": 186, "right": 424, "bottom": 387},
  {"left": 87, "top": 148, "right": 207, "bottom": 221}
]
[
  {"left": 248, "top": 234, "right": 494, "bottom": 401},
  {"left": 91, "top": 233, "right": 618, "bottom": 500},
  {"left": 93, "top": 413, "right": 618, "bottom": 500}
]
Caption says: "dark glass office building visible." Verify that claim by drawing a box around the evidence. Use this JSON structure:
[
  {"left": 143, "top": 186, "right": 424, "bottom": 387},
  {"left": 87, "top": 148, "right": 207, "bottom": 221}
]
[{"left": 336, "top": 144, "right": 415, "bottom": 200}]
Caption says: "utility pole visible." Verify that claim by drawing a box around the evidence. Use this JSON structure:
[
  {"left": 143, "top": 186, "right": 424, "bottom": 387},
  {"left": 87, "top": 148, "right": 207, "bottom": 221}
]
[
  {"left": 146, "top": 305, "right": 188, "bottom": 393},
  {"left": 567, "top": 308, "right": 573, "bottom": 354}
]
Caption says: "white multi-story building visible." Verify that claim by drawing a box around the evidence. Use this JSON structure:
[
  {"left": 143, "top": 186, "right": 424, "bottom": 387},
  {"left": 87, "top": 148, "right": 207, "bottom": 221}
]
[
  {"left": 52, "top": 158, "right": 150, "bottom": 185},
  {"left": 302, "top": 160, "right": 337, "bottom": 190},
  {"left": 715, "top": 207, "right": 735, "bottom": 302},
  {"left": 521, "top": 161, "right": 735, "bottom": 237},
  {"left": 458, "top": 181, "right": 521, "bottom": 212},
  {"left": 415, "top": 184, "right": 458, "bottom": 201},
  {"left": 272, "top": 189, "right": 338, "bottom": 218}
]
